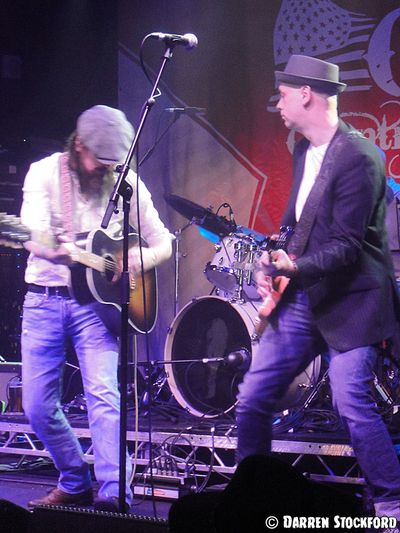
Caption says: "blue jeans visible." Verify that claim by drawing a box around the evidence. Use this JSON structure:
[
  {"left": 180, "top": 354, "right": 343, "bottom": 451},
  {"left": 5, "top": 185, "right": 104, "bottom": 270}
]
[
  {"left": 236, "top": 290, "right": 400, "bottom": 512},
  {"left": 21, "top": 291, "right": 133, "bottom": 503}
]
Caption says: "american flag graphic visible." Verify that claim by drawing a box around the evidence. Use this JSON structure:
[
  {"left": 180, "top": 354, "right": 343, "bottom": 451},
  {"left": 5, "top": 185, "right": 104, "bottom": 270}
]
[{"left": 268, "top": 0, "right": 377, "bottom": 110}]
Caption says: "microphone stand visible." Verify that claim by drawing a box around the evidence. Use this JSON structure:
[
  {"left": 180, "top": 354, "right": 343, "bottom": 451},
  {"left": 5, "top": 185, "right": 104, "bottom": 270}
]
[{"left": 101, "top": 42, "right": 177, "bottom": 514}]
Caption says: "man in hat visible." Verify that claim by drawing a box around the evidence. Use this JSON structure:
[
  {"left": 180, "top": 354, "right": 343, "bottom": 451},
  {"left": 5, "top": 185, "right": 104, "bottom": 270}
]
[
  {"left": 236, "top": 55, "right": 400, "bottom": 522},
  {"left": 20, "top": 105, "right": 173, "bottom": 512}
]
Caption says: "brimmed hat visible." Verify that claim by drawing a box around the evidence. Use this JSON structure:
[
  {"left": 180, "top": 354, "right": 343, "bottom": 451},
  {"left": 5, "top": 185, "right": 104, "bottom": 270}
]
[
  {"left": 275, "top": 55, "right": 347, "bottom": 94},
  {"left": 76, "top": 105, "right": 134, "bottom": 164}
]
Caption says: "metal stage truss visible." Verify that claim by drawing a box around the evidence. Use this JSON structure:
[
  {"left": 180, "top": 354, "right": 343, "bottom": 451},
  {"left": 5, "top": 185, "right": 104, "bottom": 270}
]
[{"left": 2, "top": 415, "right": 400, "bottom": 489}]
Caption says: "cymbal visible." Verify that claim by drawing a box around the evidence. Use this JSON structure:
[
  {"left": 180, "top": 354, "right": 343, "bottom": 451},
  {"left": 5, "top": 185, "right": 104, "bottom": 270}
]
[{"left": 164, "top": 193, "right": 236, "bottom": 237}]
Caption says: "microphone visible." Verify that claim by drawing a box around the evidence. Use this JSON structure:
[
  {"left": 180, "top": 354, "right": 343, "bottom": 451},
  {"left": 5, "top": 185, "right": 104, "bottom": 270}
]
[
  {"left": 224, "top": 348, "right": 251, "bottom": 370},
  {"left": 201, "top": 348, "right": 251, "bottom": 370},
  {"left": 165, "top": 107, "right": 206, "bottom": 115},
  {"left": 149, "top": 32, "right": 198, "bottom": 49}
]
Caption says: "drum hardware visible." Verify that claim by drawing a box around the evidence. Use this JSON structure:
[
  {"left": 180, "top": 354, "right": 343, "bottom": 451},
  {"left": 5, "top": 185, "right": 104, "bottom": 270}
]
[
  {"left": 278, "top": 345, "right": 400, "bottom": 434},
  {"left": 300, "top": 369, "right": 329, "bottom": 411},
  {"left": 139, "top": 364, "right": 171, "bottom": 417},
  {"left": 173, "top": 221, "right": 193, "bottom": 316},
  {"left": 374, "top": 375, "right": 394, "bottom": 407},
  {"left": 216, "top": 201, "right": 237, "bottom": 228},
  {"left": 373, "top": 341, "right": 400, "bottom": 419}
]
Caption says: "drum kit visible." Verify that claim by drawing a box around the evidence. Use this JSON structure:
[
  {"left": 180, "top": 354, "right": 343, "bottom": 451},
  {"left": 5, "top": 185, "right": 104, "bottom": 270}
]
[{"left": 163, "top": 194, "right": 321, "bottom": 419}]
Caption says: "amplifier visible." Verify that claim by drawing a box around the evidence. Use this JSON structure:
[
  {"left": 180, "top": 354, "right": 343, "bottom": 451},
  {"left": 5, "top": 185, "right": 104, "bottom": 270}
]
[{"left": 0, "top": 361, "right": 22, "bottom": 413}]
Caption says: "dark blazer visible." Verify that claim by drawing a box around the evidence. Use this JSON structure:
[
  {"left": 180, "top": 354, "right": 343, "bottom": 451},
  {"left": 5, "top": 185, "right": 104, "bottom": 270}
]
[{"left": 281, "top": 120, "right": 400, "bottom": 351}]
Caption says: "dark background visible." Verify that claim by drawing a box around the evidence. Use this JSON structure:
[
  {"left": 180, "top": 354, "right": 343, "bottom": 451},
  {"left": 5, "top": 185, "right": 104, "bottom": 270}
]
[
  {"left": 0, "top": 0, "right": 117, "bottom": 143},
  {"left": 0, "top": 0, "right": 118, "bottom": 360}
]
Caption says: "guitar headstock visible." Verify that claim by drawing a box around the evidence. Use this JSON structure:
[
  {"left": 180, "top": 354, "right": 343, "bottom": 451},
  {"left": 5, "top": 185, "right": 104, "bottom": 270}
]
[
  {"left": 0, "top": 213, "right": 30, "bottom": 249},
  {"left": 260, "top": 225, "right": 294, "bottom": 252},
  {"left": 0, "top": 213, "right": 55, "bottom": 249}
]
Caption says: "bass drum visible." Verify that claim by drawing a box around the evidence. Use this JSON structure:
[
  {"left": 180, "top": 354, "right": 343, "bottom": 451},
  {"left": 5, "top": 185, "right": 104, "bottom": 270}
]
[{"left": 165, "top": 296, "right": 320, "bottom": 418}]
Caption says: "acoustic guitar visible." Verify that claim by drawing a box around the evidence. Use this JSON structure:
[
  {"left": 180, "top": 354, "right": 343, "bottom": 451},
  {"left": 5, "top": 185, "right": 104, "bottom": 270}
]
[{"left": 0, "top": 214, "right": 157, "bottom": 334}]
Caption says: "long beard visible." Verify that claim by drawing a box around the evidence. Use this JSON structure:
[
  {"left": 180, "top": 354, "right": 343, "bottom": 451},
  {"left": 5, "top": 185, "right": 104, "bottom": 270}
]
[{"left": 70, "top": 150, "right": 113, "bottom": 199}]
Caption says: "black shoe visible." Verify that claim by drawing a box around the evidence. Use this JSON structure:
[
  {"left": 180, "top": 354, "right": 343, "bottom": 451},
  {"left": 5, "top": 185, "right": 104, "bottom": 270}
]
[
  {"left": 28, "top": 487, "right": 93, "bottom": 509},
  {"left": 94, "top": 496, "right": 130, "bottom": 513}
]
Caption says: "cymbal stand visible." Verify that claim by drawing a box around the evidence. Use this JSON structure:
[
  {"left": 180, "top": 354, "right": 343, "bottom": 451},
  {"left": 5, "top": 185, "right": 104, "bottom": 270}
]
[{"left": 173, "top": 220, "right": 194, "bottom": 316}]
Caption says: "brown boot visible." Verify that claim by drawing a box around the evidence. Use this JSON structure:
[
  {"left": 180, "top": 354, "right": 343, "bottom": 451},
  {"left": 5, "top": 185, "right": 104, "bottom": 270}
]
[{"left": 28, "top": 487, "right": 93, "bottom": 508}]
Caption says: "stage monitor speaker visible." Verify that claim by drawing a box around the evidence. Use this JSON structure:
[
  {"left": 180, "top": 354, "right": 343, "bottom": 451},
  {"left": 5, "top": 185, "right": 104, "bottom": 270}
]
[
  {"left": 0, "top": 361, "right": 22, "bottom": 412},
  {"left": 0, "top": 499, "right": 31, "bottom": 532},
  {"left": 31, "top": 505, "right": 169, "bottom": 533}
]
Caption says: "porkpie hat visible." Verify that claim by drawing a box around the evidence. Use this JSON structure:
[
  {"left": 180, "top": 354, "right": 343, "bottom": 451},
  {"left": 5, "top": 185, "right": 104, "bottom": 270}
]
[{"left": 275, "top": 55, "right": 347, "bottom": 94}]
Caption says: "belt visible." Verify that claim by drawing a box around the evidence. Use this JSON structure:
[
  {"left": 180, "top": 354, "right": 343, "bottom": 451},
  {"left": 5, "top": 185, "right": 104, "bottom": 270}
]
[{"left": 27, "top": 284, "right": 71, "bottom": 298}]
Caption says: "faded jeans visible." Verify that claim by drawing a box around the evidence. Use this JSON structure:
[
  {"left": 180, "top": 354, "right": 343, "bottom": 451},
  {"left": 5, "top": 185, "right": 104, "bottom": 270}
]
[
  {"left": 236, "top": 289, "right": 400, "bottom": 517},
  {"left": 21, "top": 291, "right": 133, "bottom": 503}
]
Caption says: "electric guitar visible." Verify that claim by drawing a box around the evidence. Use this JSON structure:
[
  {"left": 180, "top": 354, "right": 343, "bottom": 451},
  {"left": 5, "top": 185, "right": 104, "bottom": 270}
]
[
  {"left": 255, "top": 226, "right": 294, "bottom": 337},
  {"left": 0, "top": 214, "right": 157, "bottom": 334}
]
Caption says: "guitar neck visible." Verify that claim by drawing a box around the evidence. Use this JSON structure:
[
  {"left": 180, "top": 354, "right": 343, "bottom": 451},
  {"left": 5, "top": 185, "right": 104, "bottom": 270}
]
[{"left": 65, "top": 244, "right": 106, "bottom": 273}]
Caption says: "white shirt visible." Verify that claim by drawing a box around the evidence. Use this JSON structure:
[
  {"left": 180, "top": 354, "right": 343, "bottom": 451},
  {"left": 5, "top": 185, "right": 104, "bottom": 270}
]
[
  {"left": 295, "top": 142, "right": 329, "bottom": 221},
  {"left": 20, "top": 152, "right": 173, "bottom": 286}
]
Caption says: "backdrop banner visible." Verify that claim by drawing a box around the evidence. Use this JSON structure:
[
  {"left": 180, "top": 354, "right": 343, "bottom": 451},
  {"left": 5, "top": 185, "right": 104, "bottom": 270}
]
[{"left": 118, "top": 0, "right": 400, "bottom": 359}]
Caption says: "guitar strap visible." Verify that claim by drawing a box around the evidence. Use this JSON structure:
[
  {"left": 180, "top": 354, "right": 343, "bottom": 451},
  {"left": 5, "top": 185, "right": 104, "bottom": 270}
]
[
  {"left": 288, "top": 129, "right": 363, "bottom": 258},
  {"left": 59, "top": 152, "right": 75, "bottom": 242}
]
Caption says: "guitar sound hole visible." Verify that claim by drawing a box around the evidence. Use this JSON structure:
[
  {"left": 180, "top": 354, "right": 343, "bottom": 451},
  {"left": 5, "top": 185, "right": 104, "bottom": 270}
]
[{"left": 104, "top": 254, "right": 116, "bottom": 282}]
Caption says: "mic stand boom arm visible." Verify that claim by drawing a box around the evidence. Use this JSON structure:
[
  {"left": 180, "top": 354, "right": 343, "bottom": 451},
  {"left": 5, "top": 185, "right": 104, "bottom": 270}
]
[
  {"left": 100, "top": 43, "right": 176, "bottom": 514},
  {"left": 101, "top": 44, "right": 175, "bottom": 229}
]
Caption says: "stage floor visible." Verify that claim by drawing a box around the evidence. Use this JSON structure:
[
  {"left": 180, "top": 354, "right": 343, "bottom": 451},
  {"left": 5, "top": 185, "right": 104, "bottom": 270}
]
[{"left": 0, "top": 453, "right": 172, "bottom": 518}]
